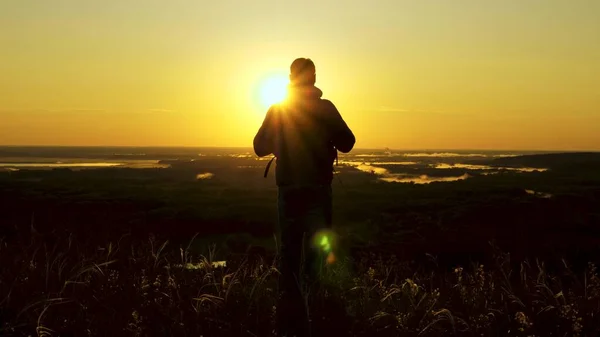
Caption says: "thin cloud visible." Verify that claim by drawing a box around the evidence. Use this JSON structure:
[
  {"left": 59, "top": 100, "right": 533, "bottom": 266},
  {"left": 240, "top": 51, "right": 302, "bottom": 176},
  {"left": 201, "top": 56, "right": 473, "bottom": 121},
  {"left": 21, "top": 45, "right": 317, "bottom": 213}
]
[
  {"left": 65, "top": 109, "right": 106, "bottom": 113},
  {"left": 148, "top": 109, "right": 175, "bottom": 113},
  {"left": 373, "top": 107, "right": 474, "bottom": 119},
  {"left": 378, "top": 106, "right": 410, "bottom": 113},
  {"left": 376, "top": 106, "right": 450, "bottom": 114},
  {"left": 0, "top": 109, "right": 107, "bottom": 114},
  {"left": 0, "top": 109, "right": 176, "bottom": 115},
  {"left": 404, "top": 152, "right": 486, "bottom": 158}
]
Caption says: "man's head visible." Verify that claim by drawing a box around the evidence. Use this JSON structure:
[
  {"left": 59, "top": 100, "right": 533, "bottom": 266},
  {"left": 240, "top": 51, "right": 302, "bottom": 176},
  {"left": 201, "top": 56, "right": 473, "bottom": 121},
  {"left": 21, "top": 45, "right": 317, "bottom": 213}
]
[{"left": 289, "top": 58, "right": 316, "bottom": 86}]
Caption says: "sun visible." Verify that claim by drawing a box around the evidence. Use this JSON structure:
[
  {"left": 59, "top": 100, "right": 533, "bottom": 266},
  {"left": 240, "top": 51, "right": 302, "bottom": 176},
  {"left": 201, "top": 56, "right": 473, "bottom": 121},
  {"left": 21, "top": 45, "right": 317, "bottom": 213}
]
[{"left": 259, "top": 75, "right": 289, "bottom": 109}]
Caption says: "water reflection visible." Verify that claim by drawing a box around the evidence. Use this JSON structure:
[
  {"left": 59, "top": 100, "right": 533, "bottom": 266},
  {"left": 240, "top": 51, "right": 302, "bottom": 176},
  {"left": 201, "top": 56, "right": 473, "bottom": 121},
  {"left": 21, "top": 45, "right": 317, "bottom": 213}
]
[
  {"left": 404, "top": 152, "right": 487, "bottom": 158},
  {"left": 353, "top": 164, "right": 390, "bottom": 175},
  {"left": 199, "top": 153, "right": 253, "bottom": 158},
  {"left": 525, "top": 189, "right": 553, "bottom": 199},
  {"left": 372, "top": 161, "right": 418, "bottom": 165},
  {"left": 196, "top": 173, "right": 214, "bottom": 180},
  {"left": 381, "top": 174, "right": 470, "bottom": 184},
  {"left": 124, "top": 161, "right": 170, "bottom": 169},
  {"left": 0, "top": 162, "right": 122, "bottom": 168},
  {"left": 344, "top": 161, "right": 470, "bottom": 184},
  {"left": 0, "top": 160, "right": 170, "bottom": 169},
  {"left": 340, "top": 160, "right": 417, "bottom": 167},
  {"left": 344, "top": 157, "right": 548, "bottom": 185},
  {"left": 353, "top": 152, "right": 519, "bottom": 158},
  {"left": 435, "top": 163, "right": 547, "bottom": 172}
]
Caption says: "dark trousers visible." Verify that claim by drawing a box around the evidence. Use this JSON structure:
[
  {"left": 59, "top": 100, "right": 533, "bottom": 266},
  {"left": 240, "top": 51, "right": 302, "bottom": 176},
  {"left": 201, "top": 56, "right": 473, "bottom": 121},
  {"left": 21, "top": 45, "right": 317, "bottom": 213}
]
[{"left": 276, "top": 184, "right": 332, "bottom": 336}]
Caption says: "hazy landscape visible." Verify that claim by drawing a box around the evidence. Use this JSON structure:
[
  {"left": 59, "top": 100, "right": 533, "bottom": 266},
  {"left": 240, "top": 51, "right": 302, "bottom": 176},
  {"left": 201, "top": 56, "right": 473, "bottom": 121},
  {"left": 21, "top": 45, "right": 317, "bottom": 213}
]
[
  {"left": 3, "top": 0, "right": 600, "bottom": 335},
  {"left": 1, "top": 146, "right": 600, "bottom": 336}
]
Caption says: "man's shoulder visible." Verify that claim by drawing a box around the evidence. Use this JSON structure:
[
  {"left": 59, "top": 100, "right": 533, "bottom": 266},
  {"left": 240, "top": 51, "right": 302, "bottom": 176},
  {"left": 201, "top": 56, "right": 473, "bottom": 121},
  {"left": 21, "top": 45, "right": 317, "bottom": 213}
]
[
  {"left": 267, "top": 103, "right": 285, "bottom": 116},
  {"left": 316, "top": 98, "right": 337, "bottom": 113}
]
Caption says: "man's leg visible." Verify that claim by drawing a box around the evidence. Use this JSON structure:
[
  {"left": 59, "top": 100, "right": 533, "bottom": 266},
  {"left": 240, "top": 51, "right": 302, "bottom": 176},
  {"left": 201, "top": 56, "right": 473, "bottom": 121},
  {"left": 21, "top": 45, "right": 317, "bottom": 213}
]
[
  {"left": 276, "top": 185, "right": 333, "bottom": 336},
  {"left": 277, "top": 186, "right": 310, "bottom": 336},
  {"left": 302, "top": 185, "right": 333, "bottom": 297}
]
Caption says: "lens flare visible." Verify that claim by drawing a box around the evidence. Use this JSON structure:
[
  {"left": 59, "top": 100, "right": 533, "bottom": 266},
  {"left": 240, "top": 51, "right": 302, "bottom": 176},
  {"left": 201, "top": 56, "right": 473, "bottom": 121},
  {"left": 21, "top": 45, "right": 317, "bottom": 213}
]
[
  {"left": 326, "top": 252, "right": 336, "bottom": 264},
  {"left": 313, "top": 229, "right": 337, "bottom": 264},
  {"left": 320, "top": 235, "right": 331, "bottom": 252}
]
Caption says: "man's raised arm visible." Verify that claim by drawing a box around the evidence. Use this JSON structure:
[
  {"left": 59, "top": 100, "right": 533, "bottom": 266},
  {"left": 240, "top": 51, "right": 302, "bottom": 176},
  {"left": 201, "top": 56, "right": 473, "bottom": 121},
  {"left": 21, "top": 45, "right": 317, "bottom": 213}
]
[
  {"left": 253, "top": 106, "right": 276, "bottom": 157},
  {"left": 325, "top": 100, "right": 355, "bottom": 153}
]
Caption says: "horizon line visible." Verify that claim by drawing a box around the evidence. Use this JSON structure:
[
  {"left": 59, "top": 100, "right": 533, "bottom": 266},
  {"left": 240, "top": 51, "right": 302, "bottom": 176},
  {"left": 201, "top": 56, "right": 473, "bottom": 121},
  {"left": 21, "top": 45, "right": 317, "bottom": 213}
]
[{"left": 0, "top": 144, "right": 599, "bottom": 153}]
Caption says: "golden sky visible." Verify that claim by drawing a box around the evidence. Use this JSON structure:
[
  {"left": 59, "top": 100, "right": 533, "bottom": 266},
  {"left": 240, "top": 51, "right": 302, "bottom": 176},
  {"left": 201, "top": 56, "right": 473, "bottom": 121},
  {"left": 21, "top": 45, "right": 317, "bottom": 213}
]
[{"left": 1, "top": 1, "right": 599, "bottom": 150}]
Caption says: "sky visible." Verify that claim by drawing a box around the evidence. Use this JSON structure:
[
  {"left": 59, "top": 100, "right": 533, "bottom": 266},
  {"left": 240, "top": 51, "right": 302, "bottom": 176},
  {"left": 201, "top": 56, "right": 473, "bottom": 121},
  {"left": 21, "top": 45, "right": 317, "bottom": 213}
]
[{"left": 1, "top": 0, "right": 599, "bottom": 150}]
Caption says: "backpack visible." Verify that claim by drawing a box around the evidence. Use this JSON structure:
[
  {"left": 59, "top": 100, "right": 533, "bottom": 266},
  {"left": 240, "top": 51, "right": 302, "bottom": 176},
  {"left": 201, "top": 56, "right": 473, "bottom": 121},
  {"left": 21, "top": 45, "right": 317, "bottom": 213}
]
[
  {"left": 263, "top": 100, "right": 338, "bottom": 179},
  {"left": 264, "top": 149, "right": 337, "bottom": 178}
]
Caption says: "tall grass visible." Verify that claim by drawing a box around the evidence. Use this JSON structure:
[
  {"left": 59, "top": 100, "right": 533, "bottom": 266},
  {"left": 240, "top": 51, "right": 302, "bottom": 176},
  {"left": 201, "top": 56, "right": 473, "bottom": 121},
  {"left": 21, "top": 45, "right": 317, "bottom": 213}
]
[{"left": 1, "top": 231, "right": 599, "bottom": 336}]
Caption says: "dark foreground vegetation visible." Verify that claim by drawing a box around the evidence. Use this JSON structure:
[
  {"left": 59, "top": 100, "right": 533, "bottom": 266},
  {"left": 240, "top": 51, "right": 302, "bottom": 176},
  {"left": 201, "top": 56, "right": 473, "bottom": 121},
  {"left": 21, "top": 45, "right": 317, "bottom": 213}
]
[
  {"left": 2, "top": 231, "right": 600, "bottom": 336},
  {"left": 1, "top": 151, "right": 600, "bottom": 336}
]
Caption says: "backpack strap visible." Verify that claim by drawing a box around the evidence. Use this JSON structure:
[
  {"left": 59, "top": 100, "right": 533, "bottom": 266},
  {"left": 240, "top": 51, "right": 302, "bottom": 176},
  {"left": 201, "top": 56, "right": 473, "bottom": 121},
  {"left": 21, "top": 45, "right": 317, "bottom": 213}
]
[
  {"left": 264, "top": 156, "right": 275, "bottom": 178},
  {"left": 262, "top": 105, "right": 281, "bottom": 179}
]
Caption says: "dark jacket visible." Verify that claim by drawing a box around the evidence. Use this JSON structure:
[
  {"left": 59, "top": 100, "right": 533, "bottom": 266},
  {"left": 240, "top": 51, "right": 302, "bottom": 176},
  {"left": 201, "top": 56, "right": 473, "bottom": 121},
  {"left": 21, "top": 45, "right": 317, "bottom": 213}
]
[{"left": 253, "top": 85, "right": 355, "bottom": 186}]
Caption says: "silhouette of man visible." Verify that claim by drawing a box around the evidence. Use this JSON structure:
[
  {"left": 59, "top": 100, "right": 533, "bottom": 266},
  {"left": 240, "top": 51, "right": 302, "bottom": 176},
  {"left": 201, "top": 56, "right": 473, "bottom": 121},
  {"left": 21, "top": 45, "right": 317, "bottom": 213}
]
[{"left": 253, "top": 58, "right": 355, "bottom": 336}]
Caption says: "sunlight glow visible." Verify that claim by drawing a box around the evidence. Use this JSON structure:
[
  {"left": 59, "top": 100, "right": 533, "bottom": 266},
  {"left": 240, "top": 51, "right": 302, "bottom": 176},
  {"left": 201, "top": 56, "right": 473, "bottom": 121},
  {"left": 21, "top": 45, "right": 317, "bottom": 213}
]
[{"left": 258, "top": 75, "right": 288, "bottom": 109}]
